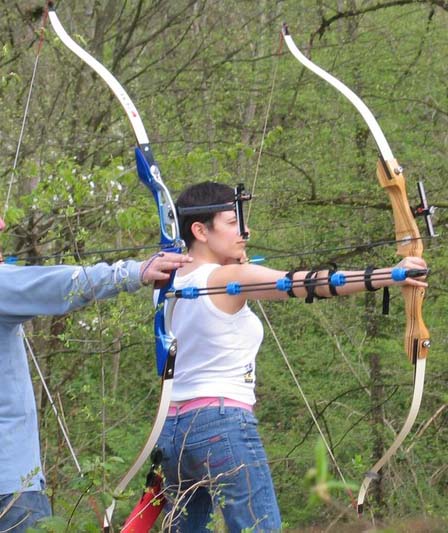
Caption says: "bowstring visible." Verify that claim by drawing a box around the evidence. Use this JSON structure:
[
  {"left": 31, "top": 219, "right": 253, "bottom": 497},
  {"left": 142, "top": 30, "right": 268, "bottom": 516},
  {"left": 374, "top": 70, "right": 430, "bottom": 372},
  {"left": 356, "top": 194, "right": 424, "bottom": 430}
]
[
  {"left": 3, "top": 8, "right": 48, "bottom": 217},
  {"left": 247, "top": 29, "right": 356, "bottom": 507},
  {"left": 3, "top": 4, "right": 82, "bottom": 474},
  {"left": 245, "top": 32, "right": 280, "bottom": 223},
  {"left": 24, "top": 335, "right": 82, "bottom": 474}
]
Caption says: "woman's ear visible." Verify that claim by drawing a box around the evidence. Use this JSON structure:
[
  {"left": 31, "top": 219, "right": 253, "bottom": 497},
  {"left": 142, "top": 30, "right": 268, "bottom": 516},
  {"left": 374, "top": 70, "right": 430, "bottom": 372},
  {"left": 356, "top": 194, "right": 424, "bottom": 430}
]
[{"left": 190, "top": 221, "right": 208, "bottom": 243}]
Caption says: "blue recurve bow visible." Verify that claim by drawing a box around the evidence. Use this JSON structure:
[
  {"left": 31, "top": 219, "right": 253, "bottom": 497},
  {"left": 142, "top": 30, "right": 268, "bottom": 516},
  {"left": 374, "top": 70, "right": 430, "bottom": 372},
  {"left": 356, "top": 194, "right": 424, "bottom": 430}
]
[{"left": 47, "top": 3, "right": 183, "bottom": 529}]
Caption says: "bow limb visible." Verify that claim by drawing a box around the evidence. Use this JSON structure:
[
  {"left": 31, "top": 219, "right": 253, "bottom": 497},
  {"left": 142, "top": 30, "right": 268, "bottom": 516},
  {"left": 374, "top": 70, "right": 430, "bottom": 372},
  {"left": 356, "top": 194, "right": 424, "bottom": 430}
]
[
  {"left": 282, "top": 25, "right": 430, "bottom": 513},
  {"left": 48, "top": 4, "right": 181, "bottom": 530},
  {"left": 47, "top": 4, "right": 179, "bottom": 247}
]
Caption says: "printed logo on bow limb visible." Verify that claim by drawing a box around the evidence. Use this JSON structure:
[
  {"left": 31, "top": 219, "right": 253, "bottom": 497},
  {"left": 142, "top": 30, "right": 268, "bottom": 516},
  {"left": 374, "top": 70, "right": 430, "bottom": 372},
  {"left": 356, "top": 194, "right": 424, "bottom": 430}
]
[{"left": 281, "top": 23, "right": 435, "bottom": 515}]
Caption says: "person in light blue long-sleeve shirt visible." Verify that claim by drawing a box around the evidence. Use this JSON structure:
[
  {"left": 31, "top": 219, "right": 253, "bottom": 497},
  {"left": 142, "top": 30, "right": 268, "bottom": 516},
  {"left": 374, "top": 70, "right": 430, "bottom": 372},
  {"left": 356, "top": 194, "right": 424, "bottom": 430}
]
[{"left": 0, "top": 214, "right": 190, "bottom": 532}]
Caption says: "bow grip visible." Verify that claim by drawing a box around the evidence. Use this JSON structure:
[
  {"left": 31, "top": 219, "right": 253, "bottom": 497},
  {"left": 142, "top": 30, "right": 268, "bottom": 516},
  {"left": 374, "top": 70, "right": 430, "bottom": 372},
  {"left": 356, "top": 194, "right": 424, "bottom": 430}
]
[
  {"left": 154, "top": 307, "right": 177, "bottom": 377},
  {"left": 153, "top": 249, "right": 181, "bottom": 375},
  {"left": 377, "top": 159, "right": 430, "bottom": 362}
]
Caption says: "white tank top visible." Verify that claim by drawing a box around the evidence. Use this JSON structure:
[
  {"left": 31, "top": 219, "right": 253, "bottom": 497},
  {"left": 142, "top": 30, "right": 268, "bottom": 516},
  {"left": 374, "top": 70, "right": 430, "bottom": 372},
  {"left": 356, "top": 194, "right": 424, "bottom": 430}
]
[{"left": 170, "top": 263, "right": 264, "bottom": 405}]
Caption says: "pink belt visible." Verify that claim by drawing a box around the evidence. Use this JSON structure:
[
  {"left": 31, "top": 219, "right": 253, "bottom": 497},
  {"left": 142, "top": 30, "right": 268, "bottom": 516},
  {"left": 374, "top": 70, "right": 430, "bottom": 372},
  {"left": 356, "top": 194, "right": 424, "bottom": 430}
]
[{"left": 167, "top": 396, "right": 253, "bottom": 416}]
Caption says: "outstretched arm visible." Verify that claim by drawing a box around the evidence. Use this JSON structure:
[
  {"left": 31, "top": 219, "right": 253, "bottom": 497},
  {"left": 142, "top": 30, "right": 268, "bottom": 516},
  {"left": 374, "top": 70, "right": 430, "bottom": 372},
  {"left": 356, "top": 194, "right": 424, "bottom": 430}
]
[
  {"left": 207, "top": 257, "right": 427, "bottom": 313},
  {"left": 0, "top": 253, "right": 191, "bottom": 320}
]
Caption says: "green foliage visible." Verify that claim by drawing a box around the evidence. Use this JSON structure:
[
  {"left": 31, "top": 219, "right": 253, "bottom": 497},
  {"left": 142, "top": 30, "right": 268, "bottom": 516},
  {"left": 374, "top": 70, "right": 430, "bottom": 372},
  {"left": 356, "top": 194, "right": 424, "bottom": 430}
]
[
  {"left": 27, "top": 515, "right": 69, "bottom": 533},
  {"left": 0, "top": 0, "right": 447, "bottom": 530},
  {"left": 305, "top": 438, "right": 357, "bottom": 506}
]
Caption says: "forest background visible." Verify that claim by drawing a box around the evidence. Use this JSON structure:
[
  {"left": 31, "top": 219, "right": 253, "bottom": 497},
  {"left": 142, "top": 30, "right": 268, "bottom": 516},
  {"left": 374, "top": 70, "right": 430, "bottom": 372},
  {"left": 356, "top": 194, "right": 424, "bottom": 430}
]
[{"left": 0, "top": 0, "right": 447, "bottom": 531}]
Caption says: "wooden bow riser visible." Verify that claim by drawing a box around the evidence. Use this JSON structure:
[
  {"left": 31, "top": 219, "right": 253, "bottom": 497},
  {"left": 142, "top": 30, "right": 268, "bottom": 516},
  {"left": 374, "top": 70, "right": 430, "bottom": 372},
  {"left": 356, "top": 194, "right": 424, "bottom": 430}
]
[{"left": 376, "top": 158, "right": 430, "bottom": 362}]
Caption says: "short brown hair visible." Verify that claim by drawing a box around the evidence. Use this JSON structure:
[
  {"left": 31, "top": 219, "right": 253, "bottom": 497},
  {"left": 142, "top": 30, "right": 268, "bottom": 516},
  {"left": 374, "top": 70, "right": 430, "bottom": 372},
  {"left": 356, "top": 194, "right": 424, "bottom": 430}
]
[{"left": 176, "top": 181, "right": 234, "bottom": 248}]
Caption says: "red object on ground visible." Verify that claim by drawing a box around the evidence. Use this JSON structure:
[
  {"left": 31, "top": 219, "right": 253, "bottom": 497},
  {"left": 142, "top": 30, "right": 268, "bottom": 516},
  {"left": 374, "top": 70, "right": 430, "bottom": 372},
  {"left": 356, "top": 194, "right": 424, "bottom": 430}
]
[{"left": 121, "top": 476, "right": 166, "bottom": 533}]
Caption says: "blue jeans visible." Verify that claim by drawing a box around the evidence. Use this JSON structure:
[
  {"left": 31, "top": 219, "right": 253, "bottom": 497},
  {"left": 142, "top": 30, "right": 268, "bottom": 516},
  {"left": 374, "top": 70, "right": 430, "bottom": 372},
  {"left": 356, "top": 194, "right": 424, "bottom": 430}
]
[
  {"left": 0, "top": 491, "right": 51, "bottom": 532},
  {"left": 157, "top": 403, "right": 281, "bottom": 532}
]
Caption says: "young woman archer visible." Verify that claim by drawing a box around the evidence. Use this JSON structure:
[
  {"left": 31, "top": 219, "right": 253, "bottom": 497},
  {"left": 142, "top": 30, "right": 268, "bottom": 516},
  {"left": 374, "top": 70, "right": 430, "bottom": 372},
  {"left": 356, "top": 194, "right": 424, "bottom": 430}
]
[{"left": 156, "top": 180, "right": 427, "bottom": 532}]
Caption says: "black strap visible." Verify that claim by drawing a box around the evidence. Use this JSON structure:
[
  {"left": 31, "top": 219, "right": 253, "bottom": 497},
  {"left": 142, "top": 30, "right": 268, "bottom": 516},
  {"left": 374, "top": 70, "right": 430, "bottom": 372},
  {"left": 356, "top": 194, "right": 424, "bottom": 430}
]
[
  {"left": 304, "top": 270, "right": 318, "bottom": 303},
  {"left": 328, "top": 268, "right": 339, "bottom": 296},
  {"left": 285, "top": 269, "right": 299, "bottom": 298},
  {"left": 288, "top": 268, "right": 336, "bottom": 301},
  {"left": 365, "top": 265, "right": 390, "bottom": 315},
  {"left": 382, "top": 287, "right": 390, "bottom": 315},
  {"left": 364, "top": 265, "right": 380, "bottom": 292}
]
